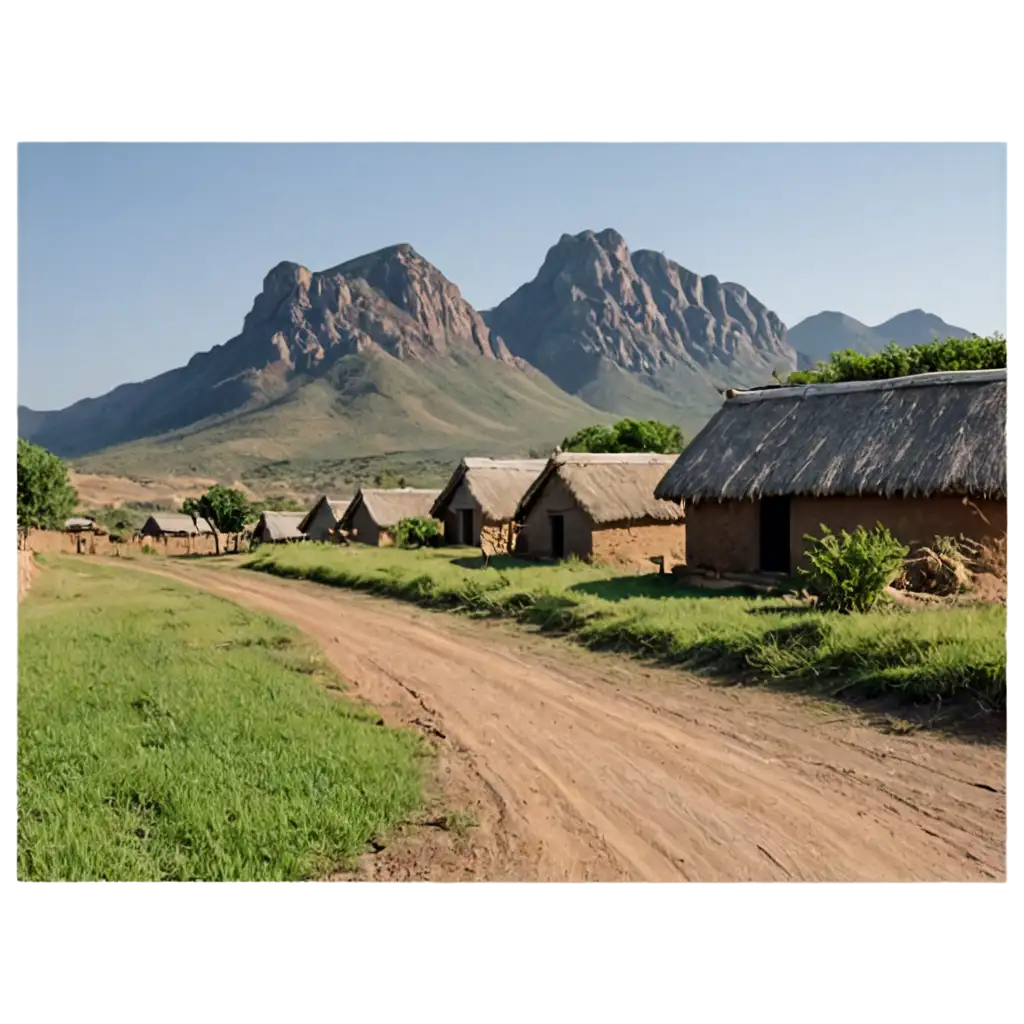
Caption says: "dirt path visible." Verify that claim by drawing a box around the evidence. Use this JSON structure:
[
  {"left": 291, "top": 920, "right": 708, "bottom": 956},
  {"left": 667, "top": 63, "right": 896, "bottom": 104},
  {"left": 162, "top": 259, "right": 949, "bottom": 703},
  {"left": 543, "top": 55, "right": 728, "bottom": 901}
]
[{"left": 134, "top": 560, "right": 1005, "bottom": 882}]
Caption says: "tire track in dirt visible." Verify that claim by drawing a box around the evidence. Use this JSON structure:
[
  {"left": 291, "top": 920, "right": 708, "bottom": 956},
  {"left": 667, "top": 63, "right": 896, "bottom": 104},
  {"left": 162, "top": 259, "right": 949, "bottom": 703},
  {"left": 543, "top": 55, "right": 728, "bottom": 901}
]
[{"left": 133, "top": 560, "right": 1006, "bottom": 882}]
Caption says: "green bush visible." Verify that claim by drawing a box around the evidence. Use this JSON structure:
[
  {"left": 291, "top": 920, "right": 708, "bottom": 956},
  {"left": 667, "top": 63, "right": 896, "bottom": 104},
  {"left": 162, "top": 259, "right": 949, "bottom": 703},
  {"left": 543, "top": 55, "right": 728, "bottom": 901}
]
[
  {"left": 800, "top": 524, "right": 909, "bottom": 613},
  {"left": 393, "top": 516, "right": 442, "bottom": 549}
]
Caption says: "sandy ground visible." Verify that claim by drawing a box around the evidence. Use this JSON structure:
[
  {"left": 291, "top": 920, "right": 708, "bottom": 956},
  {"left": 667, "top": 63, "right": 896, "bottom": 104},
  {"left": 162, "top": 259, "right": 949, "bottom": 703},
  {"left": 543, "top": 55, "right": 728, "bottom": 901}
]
[
  {"left": 133, "top": 559, "right": 1005, "bottom": 882},
  {"left": 70, "top": 471, "right": 251, "bottom": 509}
]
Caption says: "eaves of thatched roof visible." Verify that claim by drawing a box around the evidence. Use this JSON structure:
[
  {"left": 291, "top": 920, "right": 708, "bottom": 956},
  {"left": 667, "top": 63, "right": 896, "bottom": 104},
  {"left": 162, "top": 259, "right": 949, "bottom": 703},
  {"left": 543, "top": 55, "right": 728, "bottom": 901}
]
[
  {"left": 298, "top": 495, "right": 353, "bottom": 534},
  {"left": 143, "top": 513, "right": 215, "bottom": 536},
  {"left": 431, "top": 458, "right": 547, "bottom": 522},
  {"left": 516, "top": 452, "right": 684, "bottom": 525},
  {"left": 654, "top": 369, "right": 1007, "bottom": 503}
]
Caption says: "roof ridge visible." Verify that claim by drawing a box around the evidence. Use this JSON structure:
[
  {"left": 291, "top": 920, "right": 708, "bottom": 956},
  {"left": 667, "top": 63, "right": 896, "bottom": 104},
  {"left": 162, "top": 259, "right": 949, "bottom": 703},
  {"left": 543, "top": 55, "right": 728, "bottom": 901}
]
[{"left": 727, "top": 368, "right": 1005, "bottom": 405}]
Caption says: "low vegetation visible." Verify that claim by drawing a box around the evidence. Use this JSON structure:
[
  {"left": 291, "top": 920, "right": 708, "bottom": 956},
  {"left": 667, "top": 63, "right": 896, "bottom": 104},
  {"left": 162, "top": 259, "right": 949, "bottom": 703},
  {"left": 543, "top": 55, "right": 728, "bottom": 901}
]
[
  {"left": 247, "top": 545, "right": 1006, "bottom": 712},
  {"left": 801, "top": 524, "right": 909, "bottom": 613},
  {"left": 787, "top": 335, "right": 1005, "bottom": 386},
  {"left": 18, "top": 559, "right": 426, "bottom": 881},
  {"left": 394, "top": 516, "right": 443, "bottom": 549}
]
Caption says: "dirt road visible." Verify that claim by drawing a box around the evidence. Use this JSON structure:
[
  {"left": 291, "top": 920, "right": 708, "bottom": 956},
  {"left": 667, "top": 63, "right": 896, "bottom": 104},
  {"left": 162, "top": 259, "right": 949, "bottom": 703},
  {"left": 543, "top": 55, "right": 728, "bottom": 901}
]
[{"left": 139, "top": 560, "right": 1005, "bottom": 882}]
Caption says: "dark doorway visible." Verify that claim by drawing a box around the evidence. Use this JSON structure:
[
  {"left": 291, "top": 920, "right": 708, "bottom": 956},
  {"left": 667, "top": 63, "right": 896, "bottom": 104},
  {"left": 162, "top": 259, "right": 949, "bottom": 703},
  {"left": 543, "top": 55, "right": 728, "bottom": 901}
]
[
  {"left": 460, "top": 509, "right": 475, "bottom": 546},
  {"left": 550, "top": 514, "right": 565, "bottom": 558},
  {"left": 759, "top": 496, "right": 791, "bottom": 573}
]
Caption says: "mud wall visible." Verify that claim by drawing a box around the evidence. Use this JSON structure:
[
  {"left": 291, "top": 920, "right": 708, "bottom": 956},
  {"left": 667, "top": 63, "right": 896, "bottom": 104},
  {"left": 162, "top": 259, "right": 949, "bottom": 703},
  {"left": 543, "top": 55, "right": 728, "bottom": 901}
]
[
  {"left": 520, "top": 476, "right": 593, "bottom": 558},
  {"left": 18, "top": 551, "right": 35, "bottom": 602},
  {"left": 591, "top": 520, "right": 686, "bottom": 570},
  {"left": 23, "top": 529, "right": 222, "bottom": 558},
  {"left": 686, "top": 500, "right": 761, "bottom": 574}
]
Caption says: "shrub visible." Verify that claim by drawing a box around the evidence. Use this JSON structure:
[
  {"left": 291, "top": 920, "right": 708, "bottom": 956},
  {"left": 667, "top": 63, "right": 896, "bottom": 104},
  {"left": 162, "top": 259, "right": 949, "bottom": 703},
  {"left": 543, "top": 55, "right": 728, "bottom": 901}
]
[
  {"left": 800, "top": 524, "right": 909, "bottom": 613},
  {"left": 393, "top": 516, "right": 442, "bottom": 549}
]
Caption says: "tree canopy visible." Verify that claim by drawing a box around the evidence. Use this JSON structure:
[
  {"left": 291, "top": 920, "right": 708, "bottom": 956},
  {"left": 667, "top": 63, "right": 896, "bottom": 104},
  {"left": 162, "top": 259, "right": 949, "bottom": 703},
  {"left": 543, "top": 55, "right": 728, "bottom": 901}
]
[
  {"left": 786, "top": 335, "right": 1006, "bottom": 386},
  {"left": 181, "top": 485, "right": 255, "bottom": 554},
  {"left": 561, "top": 418, "right": 685, "bottom": 454},
  {"left": 17, "top": 438, "right": 77, "bottom": 539}
]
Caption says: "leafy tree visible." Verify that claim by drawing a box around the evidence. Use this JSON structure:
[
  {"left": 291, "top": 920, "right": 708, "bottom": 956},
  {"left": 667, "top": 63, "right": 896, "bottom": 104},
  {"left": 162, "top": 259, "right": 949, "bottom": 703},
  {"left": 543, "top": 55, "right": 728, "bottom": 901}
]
[
  {"left": 183, "top": 486, "right": 255, "bottom": 554},
  {"left": 393, "top": 516, "right": 442, "bottom": 549},
  {"left": 800, "top": 524, "right": 908, "bottom": 613},
  {"left": 787, "top": 335, "right": 1005, "bottom": 386},
  {"left": 561, "top": 418, "right": 684, "bottom": 454},
  {"left": 17, "top": 438, "right": 77, "bottom": 544}
]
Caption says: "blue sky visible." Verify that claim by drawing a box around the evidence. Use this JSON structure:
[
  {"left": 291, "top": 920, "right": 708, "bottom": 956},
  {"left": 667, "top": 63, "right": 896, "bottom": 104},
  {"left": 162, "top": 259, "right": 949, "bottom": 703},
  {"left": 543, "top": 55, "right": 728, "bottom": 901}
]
[{"left": 18, "top": 143, "right": 1006, "bottom": 409}]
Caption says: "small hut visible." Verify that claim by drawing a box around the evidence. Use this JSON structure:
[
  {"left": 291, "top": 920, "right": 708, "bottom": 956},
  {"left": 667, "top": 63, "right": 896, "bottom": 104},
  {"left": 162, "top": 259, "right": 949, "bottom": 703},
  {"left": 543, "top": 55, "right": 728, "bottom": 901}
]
[
  {"left": 140, "top": 513, "right": 215, "bottom": 538},
  {"left": 430, "top": 458, "right": 547, "bottom": 553},
  {"left": 653, "top": 369, "right": 1007, "bottom": 575},
  {"left": 335, "top": 488, "right": 438, "bottom": 546},
  {"left": 251, "top": 512, "right": 306, "bottom": 545},
  {"left": 65, "top": 516, "right": 101, "bottom": 533},
  {"left": 514, "top": 453, "right": 685, "bottom": 566},
  {"left": 298, "top": 496, "right": 352, "bottom": 542}
]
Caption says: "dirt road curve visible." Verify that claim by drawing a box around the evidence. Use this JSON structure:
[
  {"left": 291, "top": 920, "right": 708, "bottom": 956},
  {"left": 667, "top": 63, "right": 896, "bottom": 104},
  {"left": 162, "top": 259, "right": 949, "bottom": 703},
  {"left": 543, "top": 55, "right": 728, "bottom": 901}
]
[{"left": 140, "top": 561, "right": 1005, "bottom": 882}]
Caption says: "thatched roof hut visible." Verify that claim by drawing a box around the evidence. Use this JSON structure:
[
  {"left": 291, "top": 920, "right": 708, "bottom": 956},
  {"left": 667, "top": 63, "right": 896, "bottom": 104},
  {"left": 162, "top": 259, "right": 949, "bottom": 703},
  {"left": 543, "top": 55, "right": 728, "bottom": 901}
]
[
  {"left": 432, "top": 458, "right": 547, "bottom": 523},
  {"left": 251, "top": 512, "right": 306, "bottom": 544},
  {"left": 65, "top": 516, "right": 101, "bottom": 533},
  {"left": 514, "top": 453, "right": 685, "bottom": 565},
  {"left": 518, "top": 453, "right": 685, "bottom": 524},
  {"left": 140, "top": 513, "right": 215, "bottom": 537},
  {"left": 337, "top": 488, "right": 438, "bottom": 546},
  {"left": 298, "top": 495, "right": 352, "bottom": 541},
  {"left": 654, "top": 369, "right": 1006, "bottom": 504}
]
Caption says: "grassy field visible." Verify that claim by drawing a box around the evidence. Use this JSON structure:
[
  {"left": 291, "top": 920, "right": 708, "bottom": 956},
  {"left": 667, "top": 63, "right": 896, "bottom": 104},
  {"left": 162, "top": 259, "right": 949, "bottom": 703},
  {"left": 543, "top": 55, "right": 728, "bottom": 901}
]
[
  {"left": 18, "top": 558, "right": 426, "bottom": 881},
  {"left": 247, "top": 545, "right": 1007, "bottom": 712}
]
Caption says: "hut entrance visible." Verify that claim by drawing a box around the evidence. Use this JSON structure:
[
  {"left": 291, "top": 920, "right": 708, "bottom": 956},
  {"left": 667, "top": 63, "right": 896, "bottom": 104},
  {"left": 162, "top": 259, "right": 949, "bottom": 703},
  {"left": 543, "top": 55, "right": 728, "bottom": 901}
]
[
  {"left": 549, "top": 514, "right": 565, "bottom": 559},
  {"left": 759, "top": 496, "right": 791, "bottom": 573},
  {"left": 460, "top": 509, "right": 476, "bottom": 546}
]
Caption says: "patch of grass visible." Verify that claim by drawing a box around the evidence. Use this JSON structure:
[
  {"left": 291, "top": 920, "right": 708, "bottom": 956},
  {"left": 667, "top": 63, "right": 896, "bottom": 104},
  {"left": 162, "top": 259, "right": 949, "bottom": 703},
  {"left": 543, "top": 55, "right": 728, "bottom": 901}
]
[
  {"left": 247, "top": 545, "right": 1006, "bottom": 711},
  {"left": 18, "top": 558, "right": 426, "bottom": 881}
]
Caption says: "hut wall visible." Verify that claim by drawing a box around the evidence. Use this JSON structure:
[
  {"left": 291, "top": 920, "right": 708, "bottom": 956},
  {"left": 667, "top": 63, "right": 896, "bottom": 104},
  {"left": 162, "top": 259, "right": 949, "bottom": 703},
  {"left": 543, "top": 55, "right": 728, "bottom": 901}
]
[
  {"left": 348, "top": 503, "right": 383, "bottom": 546},
  {"left": 685, "top": 500, "right": 761, "bottom": 574},
  {"left": 521, "top": 475, "right": 594, "bottom": 559},
  {"left": 304, "top": 504, "right": 339, "bottom": 542},
  {"left": 790, "top": 495, "right": 1007, "bottom": 571},
  {"left": 591, "top": 520, "right": 686, "bottom": 570}
]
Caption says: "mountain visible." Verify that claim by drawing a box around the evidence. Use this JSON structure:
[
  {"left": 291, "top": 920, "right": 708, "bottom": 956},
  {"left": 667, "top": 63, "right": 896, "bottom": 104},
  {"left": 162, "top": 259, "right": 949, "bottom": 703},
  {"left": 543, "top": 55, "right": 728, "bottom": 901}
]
[
  {"left": 19, "top": 245, "right": 603, "bottom": 477},
  {"left": 483, "top": 229, "right": 797, "bottom": 428},
  {"left": 788, "top": 308, "right": 974, "bottom": 368}
]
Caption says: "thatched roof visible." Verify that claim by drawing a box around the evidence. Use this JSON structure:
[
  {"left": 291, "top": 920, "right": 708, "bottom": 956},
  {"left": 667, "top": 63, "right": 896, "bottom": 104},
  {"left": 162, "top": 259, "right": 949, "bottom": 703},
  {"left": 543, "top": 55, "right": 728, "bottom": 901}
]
[
  {"left": 431, "top": 458, "right": 547, "bottom": 522},
  {"left": 654, "top": 369, "right": 1007, "bottom": 503},
  {"left": 516, "top": 453, "right": 684, "bottom": 525},
  {"left": 298, "top": 495, "right": 352, "bottom": 534},
  {"left": 141, "top": 514, "right": 215, "bottom": 536},
  {"left": 254, "top": 512, "right": 306, "bottom": 542},
  {"left": 65, "top": 517, "right": 99, "bottom": 532},
  {"left": 338, "top": 488, "right": 438, "bottom": 530}
]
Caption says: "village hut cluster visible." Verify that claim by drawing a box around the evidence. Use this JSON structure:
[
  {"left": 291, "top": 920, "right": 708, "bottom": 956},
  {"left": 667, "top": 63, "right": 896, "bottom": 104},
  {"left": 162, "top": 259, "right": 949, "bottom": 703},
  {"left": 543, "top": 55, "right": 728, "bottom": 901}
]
[{"left": 41, "top": 369, "right": 1007, "bottom": 579}]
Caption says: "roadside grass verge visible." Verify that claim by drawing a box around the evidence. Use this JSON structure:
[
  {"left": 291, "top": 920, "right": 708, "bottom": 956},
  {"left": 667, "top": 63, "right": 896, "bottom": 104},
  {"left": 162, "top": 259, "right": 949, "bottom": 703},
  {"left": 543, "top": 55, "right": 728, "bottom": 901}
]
[
  {"left": 247, "top": 545, "right": 1006, "bottom": 713},
  {"left": 18, "top": 558, "right": 426, "bottom": 881}
]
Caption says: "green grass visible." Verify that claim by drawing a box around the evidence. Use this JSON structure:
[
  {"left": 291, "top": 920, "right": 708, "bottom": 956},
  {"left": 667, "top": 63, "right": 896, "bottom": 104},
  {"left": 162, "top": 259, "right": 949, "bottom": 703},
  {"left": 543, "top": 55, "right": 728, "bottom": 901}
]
[
  {"left": 18, "top": 558, "right": 426, "bottom": 881},
  {"left": 247, "top": 545, "right": 1006, "bottom": 711}
]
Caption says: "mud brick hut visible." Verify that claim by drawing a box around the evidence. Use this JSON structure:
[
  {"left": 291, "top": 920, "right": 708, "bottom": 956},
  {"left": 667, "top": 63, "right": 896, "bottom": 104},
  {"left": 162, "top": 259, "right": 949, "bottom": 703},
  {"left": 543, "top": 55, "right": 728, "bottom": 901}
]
[
  {"left": 298, "top": 495, "right": 352, "bottom": 542},
  {"left": 139, "top": 513, "right": 218, "bottom": 555},
  {"left": 653, "top": 369, "right": 1007, "bottom": 576},
  {"left": 514, "top": 452, "right": 685, "bottom": 566},
  {"left": 335, "top": 488, "right": 438, "bottom": 546},
  {"left": 430, "top": 457, "right": 547, "bottom": 554},
  {"left": 140, "top": 513, "right": 215, "bottom": 539},
  {"left": 251, "top": 511, "right": 306, "bottom": 545}
]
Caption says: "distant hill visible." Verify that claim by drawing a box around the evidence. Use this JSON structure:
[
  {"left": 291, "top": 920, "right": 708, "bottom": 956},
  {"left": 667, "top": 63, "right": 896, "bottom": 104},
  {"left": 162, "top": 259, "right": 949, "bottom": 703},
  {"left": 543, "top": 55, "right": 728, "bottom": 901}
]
[
  {"left": 788, "top": 308, "right": 974, "bottom": 368},
  {"left": 19, "top": 245, "right": 604, "bottom": 477},
  {"left": 485, "top": 229, "right": 797, "bottom": 429}
]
